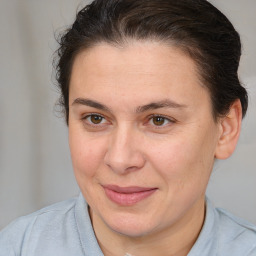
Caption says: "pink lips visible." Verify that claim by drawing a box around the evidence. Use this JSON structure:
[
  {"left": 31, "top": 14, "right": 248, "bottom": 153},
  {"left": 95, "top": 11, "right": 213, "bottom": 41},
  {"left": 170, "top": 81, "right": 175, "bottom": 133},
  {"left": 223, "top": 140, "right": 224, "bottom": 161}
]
[{"left": 103, "top": 185, "right": 157, "bottom": 206}]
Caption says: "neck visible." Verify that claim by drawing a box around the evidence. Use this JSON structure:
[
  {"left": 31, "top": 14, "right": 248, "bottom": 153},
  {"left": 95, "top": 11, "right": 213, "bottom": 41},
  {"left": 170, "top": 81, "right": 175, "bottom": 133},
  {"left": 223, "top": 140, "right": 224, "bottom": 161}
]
[{"left": 90, "top": 197, "right": 205, "bottom": 256}]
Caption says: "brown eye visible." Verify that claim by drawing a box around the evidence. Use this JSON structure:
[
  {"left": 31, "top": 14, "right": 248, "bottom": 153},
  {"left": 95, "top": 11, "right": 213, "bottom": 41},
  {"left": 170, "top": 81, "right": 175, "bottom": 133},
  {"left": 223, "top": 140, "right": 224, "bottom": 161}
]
[
  {"left": 82, "top": 114, "right": 109, "bottom": 129},
  {"left": 89, "top": 115, "right": 103, "bottom": 124},
  {"left": 152, "top": 116, "right": 165, "bottom": 126}
]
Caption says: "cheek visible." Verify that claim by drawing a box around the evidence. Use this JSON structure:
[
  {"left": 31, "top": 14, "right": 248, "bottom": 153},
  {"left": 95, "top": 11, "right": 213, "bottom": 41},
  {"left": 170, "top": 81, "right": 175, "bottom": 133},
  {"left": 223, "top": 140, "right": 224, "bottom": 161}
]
[
  {"left": 147, "top": 132, "right": 214, "bottom": 185},
  {"left": 69, "top": 129, "right": 107, "bottom": 179}
]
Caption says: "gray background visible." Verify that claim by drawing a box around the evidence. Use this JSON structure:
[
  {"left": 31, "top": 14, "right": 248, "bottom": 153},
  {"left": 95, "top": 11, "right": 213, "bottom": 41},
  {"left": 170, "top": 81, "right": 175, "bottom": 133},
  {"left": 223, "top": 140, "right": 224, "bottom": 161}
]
[{"left": 0, "top": 0, "right": 255, "bottom": 229}]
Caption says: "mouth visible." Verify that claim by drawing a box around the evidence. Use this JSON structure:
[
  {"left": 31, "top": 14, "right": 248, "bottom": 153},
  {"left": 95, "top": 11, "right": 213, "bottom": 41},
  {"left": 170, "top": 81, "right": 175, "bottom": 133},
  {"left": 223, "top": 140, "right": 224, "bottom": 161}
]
[{"left": 102, "top": 185, "right": 158, "bottom": 206}]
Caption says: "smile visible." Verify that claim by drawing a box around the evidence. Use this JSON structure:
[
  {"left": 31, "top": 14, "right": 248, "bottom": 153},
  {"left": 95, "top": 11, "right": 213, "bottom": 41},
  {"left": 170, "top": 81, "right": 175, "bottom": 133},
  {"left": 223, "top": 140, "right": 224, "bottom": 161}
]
[{"left": 103, "top": 185, "right": 157, "bottom": 206}]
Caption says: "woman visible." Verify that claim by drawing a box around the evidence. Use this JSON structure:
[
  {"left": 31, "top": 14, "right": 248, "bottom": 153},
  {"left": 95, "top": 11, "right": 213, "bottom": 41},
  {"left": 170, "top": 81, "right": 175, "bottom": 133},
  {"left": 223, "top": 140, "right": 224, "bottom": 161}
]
[{"left": 1, "top": 0, "right": 255, "bottom": 255}]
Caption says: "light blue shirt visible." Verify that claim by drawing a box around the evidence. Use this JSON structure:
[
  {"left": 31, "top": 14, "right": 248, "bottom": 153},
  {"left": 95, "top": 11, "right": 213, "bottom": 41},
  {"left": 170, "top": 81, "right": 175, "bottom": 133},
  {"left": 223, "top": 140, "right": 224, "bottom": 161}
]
[{"left": 1, "top": 193, "right": 256, "bottom": 255}]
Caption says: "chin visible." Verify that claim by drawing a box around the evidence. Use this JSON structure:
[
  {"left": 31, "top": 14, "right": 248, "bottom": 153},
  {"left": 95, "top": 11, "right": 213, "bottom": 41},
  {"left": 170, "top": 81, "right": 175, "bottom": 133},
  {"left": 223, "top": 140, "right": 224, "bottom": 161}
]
[
  {"left": 111, "top": 225, "right": 153, "bottom": 238},
  {"left": 104, "top": 212, "right": 159, "bottom": 238}
]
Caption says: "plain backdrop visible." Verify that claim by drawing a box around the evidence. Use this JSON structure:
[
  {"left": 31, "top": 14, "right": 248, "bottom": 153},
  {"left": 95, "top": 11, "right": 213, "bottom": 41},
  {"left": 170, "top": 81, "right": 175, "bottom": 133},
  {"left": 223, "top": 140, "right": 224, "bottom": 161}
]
[{"left": 0, "top": 0, "right": 255, "bottom": 229}]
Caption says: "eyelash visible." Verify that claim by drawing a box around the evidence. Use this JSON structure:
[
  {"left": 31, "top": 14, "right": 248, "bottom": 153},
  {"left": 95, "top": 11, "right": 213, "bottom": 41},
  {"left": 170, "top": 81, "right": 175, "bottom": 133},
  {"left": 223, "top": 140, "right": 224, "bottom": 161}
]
[
  {"left": 82, "top": 113, "right": 108, "bottom": 127},
  {"left": 81, "top": 113, "right": 176, "bottom": 129},
  {"left": 147, "top": 114, "right": 176, "bottom": 128}
]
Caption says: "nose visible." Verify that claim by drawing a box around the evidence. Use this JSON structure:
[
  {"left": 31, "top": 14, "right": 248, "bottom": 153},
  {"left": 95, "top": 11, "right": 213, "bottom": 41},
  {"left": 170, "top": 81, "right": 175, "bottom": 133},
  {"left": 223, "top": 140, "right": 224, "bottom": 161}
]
[{"left": 104, "top": 125, "right": 146, "bottom": 175}]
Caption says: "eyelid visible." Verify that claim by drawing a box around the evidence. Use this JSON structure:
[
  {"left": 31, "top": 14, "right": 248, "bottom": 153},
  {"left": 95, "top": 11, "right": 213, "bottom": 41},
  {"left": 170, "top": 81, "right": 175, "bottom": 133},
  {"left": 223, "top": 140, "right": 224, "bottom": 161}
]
[
  {"left": 149, "top": 114, "right": 176, "bottom": 122},
  {"left": 82, "top": 113, "right": 110, "bottom": 127},
  {"left": 147, "top": 114, "right": 176, "bottom": 127},
  {"left": 82, "top": 112, "right": 105, "bottom": 120}
]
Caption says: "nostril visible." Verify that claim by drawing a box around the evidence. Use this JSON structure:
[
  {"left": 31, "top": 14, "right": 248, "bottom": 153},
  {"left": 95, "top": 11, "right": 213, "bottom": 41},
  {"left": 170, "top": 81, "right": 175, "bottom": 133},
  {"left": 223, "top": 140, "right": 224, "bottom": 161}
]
[{"left": 104, "top": 151, "right": 145, "bottom": 174}]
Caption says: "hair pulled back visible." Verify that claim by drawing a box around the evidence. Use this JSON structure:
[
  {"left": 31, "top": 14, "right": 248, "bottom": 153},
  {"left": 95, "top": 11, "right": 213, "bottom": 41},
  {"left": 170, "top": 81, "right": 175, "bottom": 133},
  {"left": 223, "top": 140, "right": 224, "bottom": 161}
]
[{"left": 55, "top": 0, "right": 248, "bottom": 124}]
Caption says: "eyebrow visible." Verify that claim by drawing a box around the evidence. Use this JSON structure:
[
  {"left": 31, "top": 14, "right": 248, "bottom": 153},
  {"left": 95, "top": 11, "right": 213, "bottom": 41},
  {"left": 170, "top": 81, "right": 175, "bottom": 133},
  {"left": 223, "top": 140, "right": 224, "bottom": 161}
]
[
  {"left": 135, "top": 99, "right": 187, "bottom": 113},
  {"left": 72, "top": 98, "right": 187, "bottom": 113},
  {"left": 72, "top": 98, "right": 111, "bottom": 112}
]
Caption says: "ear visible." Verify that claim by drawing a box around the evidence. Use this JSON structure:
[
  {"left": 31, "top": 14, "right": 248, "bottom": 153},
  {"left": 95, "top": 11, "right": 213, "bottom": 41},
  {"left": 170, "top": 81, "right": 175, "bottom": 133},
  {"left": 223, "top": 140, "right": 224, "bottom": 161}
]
[{"left": 215, "top": 99, "right": 242, "bottom": 159}]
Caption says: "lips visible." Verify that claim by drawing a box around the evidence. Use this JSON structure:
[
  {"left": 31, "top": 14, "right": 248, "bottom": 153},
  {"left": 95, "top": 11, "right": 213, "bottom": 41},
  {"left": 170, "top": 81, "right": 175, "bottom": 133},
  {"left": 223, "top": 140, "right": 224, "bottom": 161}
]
[{"left": 103, "top": 185, "right": 157, "bottom": 206}]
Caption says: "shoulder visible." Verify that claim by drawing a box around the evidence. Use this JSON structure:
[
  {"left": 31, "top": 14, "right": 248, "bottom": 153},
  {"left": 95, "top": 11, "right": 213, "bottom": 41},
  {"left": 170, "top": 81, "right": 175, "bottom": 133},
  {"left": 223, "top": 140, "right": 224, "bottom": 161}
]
[
  {"left": 5, "top": 196, "right": 77, "bottom": 230},
  {"left": 216, "top": 207, "right": 256, "bottom": 255},
  {"left": 0, "top": 197, "right": 78, "bottom": 255},
  {"left": 189, "top": 199, "right": 256, "bottom": 256}
]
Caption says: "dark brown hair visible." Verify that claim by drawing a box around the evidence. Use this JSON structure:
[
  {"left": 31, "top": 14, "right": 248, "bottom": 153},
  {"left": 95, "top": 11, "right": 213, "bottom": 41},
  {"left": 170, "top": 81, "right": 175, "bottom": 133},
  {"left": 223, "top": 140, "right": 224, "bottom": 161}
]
[{"left": 55, "top": 0, "right": 248, "bottom": 124}]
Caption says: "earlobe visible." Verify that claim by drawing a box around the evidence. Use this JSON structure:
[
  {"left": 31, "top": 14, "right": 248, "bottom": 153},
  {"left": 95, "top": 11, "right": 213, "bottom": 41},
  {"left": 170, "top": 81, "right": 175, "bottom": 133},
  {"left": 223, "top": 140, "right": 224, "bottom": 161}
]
[{"left": 215, "top": 99, "right": 242, "bottom": 159}]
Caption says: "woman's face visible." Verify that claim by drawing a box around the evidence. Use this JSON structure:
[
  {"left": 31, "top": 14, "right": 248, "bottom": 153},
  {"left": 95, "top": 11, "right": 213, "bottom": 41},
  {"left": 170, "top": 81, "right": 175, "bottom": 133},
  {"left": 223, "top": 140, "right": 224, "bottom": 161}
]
[{"left": 68, "top": 41, "right": 222, "bottom": 237}]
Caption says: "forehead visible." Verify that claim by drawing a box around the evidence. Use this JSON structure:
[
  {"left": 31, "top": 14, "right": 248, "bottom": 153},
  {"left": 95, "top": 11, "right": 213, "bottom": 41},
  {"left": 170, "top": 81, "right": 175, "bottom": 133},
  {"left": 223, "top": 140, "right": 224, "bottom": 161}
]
[
  {"left": 72, "top": 41, "right": 199, "bottom": 80},
  {"left": 69, "top": 41, "right": 211, "bottom": 111}
]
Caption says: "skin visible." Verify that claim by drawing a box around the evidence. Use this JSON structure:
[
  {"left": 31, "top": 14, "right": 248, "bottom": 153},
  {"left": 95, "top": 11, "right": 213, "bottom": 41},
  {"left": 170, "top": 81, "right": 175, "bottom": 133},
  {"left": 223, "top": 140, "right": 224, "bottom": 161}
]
[{"left": 68, "top": 41, "right": 242, "bottom": 256}]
